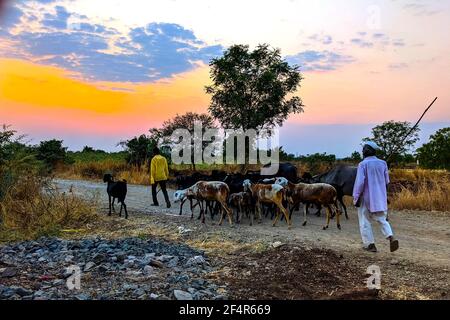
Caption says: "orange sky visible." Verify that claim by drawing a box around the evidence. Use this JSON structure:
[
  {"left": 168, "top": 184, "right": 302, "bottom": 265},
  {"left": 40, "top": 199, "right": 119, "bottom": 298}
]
[
  {"left": 0, "top": 58, "right": 210, "bottom": 135},
  {"left": 1, "top": 57, "right": 448, "bottom": 137}
]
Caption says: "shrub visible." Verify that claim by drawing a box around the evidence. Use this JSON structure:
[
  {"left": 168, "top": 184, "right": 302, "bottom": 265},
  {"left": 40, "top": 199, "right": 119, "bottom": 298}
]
[
  {"left": 35, "top": 139, "right": 71, "bottom": 171},
  {"left": 0, "top": 175, "right": 98, "bottom": 240},
  {"left": 0, "top": 126, "right": 98, "bottom": 240}
]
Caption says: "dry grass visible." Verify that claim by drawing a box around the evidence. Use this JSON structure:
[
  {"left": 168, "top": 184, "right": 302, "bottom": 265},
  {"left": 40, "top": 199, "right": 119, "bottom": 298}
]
[
  {"left": 388, "top": 169, "right": 449, "bottom": 212},
  {"left": 390, "top": 180, "right": 450, "bottom": 212},
  {"left": 390, "top": 168, "right": 449, "bottom": 183},
  {"left": 56, "top": 159, "right": 128, "bottom": 180},
  {"left": 116, "top": 167, "right": 151, "bottom": 186},
  {"left": 0, "top": 176, "right": 99, "bottom": 241}
]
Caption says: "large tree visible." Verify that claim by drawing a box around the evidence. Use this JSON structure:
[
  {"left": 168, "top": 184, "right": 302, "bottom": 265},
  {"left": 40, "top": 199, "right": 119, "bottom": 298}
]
[
  {"left": 119, "top": 134, "right": 157, "bottom": 169},
  {"left": 416, "top": 127, "right": 449, "bottom": 170},
  {"left": 363, "top": 120, "right": 420, "bottom": 163},
  {"left": 206, "top": 44, "right": 303, "bottom": 132}
]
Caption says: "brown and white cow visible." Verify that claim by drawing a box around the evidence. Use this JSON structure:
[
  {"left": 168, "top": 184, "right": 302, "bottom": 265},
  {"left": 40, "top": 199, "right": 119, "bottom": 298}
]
[
  {"left": 243, "top": 179, "right": 291, "bottom": 228},
  {"left": 275, "top": 177, "right": 341, "bottom": 230}
]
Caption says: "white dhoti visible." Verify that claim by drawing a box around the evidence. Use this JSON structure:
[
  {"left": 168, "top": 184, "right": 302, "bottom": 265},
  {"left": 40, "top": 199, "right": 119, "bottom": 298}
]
[{"left": 357, "top": 199, "right": 393, "bottom": 247}]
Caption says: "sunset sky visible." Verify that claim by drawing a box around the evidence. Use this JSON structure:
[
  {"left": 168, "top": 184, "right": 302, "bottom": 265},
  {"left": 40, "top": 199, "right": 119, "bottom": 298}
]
[{"left": 0, "top": 0, "right": 449, "bottom": 157}]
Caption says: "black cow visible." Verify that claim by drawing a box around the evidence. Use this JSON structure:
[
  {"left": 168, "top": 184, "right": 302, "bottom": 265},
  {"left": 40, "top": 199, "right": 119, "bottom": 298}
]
[
  {"left": 261, "top": 162, "right": 298, "bottom": 182},
  {"left": 210, "top": 170, "right": 227, "bottom": 181},
  {"left": 223, "top": 172, "right": 265, "bottom": 194},
  {"left": 312, "top": 165, "right": 357, "bottom": 219},
  {"left": 174, "top": 172, "right": 210, "bottom": 190}
]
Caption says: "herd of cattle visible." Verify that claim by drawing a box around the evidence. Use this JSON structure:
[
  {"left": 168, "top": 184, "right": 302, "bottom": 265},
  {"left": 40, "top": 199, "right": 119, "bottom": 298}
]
[{"left": 171, "top": 163, "right": 357, "bottom": 230}]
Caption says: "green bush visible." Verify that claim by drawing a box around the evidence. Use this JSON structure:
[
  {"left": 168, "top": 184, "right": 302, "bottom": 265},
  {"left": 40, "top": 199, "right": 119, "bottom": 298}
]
[
  {"left": 0, "top": 126, "right": 98, "bottom": 240},
  {"left": 417, "top": 127, "right": 449, "bottom": 170},
  {"left": 35, "top": 139, "right": 72, "bottom": 171}
]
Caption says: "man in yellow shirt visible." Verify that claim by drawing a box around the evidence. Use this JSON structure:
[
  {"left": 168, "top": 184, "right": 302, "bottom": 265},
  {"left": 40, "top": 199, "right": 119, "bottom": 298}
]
[{"left": 150, "top": 147, "right": 171, "bottom": 208}]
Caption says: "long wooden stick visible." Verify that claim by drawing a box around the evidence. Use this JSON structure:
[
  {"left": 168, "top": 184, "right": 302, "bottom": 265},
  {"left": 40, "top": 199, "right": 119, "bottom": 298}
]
[{"left": 386, "top": 97, "right": 438, "bottom": 164}]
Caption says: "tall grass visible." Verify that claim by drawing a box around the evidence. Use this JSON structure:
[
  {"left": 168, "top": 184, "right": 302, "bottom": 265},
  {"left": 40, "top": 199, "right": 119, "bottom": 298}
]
[
  {"left": 0, "top": 175, "right": 98, "bottom": 241},
  {"left": 116, "top": 166, "right": 150, "bottom": 185},
  {"left": 389, "top": 169, "right": 449, "bottom": 212},
  {"left": 56, "top": 159, "right": 129, "bottom": 180},
  {"left": 390, "top": 168, "right": 449, "bottom": 183},
  {"left": 390, "top": 180, "right": 449, "bottom": 212}
]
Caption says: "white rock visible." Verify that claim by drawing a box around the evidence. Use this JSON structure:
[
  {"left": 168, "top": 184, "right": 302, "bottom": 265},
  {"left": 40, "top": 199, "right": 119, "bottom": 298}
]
[
  {"left": 186, "top": 255, "right": 206, "bottom": 266},
  {"left": 271, "top": 241, "right": 284, "bottom": 248},
  {"left": 143, "top": 265, "right": 154, "bottom": 275},
  {"left": 174, "top": 290, "right": 193, "bottom": 300},
  {"left": 149, "top": 293, "right": 159, "bottom": 299},
  {"left": 178, "top": 226, "right": 193, "bottom": 234},
  {"left": 84, "top": 262, "right": 95, "bottom": 271}
]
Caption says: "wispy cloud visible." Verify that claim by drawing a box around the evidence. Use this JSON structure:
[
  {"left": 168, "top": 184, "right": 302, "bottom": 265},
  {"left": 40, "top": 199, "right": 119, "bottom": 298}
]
[
  {"left": 350, "top": 37, "right": 373, "bottom": 48},
  {"left": 308, "top": 33, "right": 333, "bottom": 45},
  {"left": 403, "top": 2, "right": 441, "bottom": 16},
  {"left": 389, "top": 62, "right": 408, "bottom": 70},
  {"left": 349, "top": 32, "right": 406, "bottom": 49},
  {"left": 286, "top": 50, "right": 355, "bottom": 72}
]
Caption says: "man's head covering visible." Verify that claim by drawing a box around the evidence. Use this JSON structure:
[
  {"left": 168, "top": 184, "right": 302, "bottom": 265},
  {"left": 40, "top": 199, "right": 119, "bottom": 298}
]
[{"left": 364, "top": 141, "right": 380, "bottom": 151}]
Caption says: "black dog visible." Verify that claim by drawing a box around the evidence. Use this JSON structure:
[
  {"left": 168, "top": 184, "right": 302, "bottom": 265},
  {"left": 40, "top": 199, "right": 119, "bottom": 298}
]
[{"left": 103, "top": 174, "right": 128, "bottom": 219}]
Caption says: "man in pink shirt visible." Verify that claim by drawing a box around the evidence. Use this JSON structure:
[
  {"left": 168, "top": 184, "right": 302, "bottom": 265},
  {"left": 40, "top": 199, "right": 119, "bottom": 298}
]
[{"left": 353, "top": 141, "right": 399, "bottom": 253}]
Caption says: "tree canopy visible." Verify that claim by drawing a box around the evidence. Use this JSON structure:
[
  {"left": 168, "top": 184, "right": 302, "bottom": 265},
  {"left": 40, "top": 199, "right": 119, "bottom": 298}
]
[
  {"left": 158, "top": 112, "right": 216, "bottom": 137},
  {"left": 119, "top": 135, "right": 157, "bottom": 169},
  {"left": 416, "top": 127, "right": 449, "bottom": 170},
  {"left": 35, "top": 139, "right": 70, "bottom": 170},
  {"left": 206, "top": 44, "right": 303, "bottom": 131},
  {"left": 363, "top": 120, "right": 420, "bottom": 162}
]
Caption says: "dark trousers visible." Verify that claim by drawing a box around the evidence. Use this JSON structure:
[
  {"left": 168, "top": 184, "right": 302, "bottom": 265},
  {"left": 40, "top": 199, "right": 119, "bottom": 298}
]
[{"left": 152, "top": 180, "right": 170, "bottom": 206}]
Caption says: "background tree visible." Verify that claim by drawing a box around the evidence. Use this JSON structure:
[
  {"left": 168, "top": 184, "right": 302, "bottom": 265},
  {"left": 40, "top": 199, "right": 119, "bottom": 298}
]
[
  {"left": 341, "top": 151, "right": 362, "bottom": 163},
  {"left": 206, "top": 44, "right": 303, "bottom": 166},
  {"left": 0, "top": 126, "right": 40, "bottom": 201},
  {"left": 416, "top": 127, "right": 449, "bottom": 170},
  {"left": 298, "top": 152, "right": 336, "bottom": 174},
  {"left": 206, "top": 44, "right": 303, "bottom": 131},
  {"left": 82, "top": 146, "right": 96, "bottom": 153},
  {"left": 35, "top": 139, "right": 70, "bottom": 171},
  {"left": 363, "top": 120, "right": 420, "bottom": 164},
  {"left": 0, "top": 126, "right": 17, "bottom": 167},
  {"left": 278, "top": 146, "right": 296, "bottom": 161},
  {"left": 157, "top": 112, "right": 218, "bottom": 170},
  {"left": 349, "top": 151, "right": 362, "bottom": 162},
  {"left": 119, "top": 135, "right": 157, "bottom": 169}
]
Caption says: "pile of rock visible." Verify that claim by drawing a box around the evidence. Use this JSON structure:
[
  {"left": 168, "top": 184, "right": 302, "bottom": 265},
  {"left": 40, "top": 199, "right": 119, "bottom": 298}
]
[{"left": 0, "top": 237, "right": 228, "bottom": 300}]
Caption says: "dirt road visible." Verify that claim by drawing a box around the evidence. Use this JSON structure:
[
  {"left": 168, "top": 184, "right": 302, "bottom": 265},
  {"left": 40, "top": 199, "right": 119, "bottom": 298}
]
[
  {"left": 55, "top": 179, "right": 450, "bottom": 299},
  {"left": 56, "top": 178, "right": 450, "bottom": 268}
]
